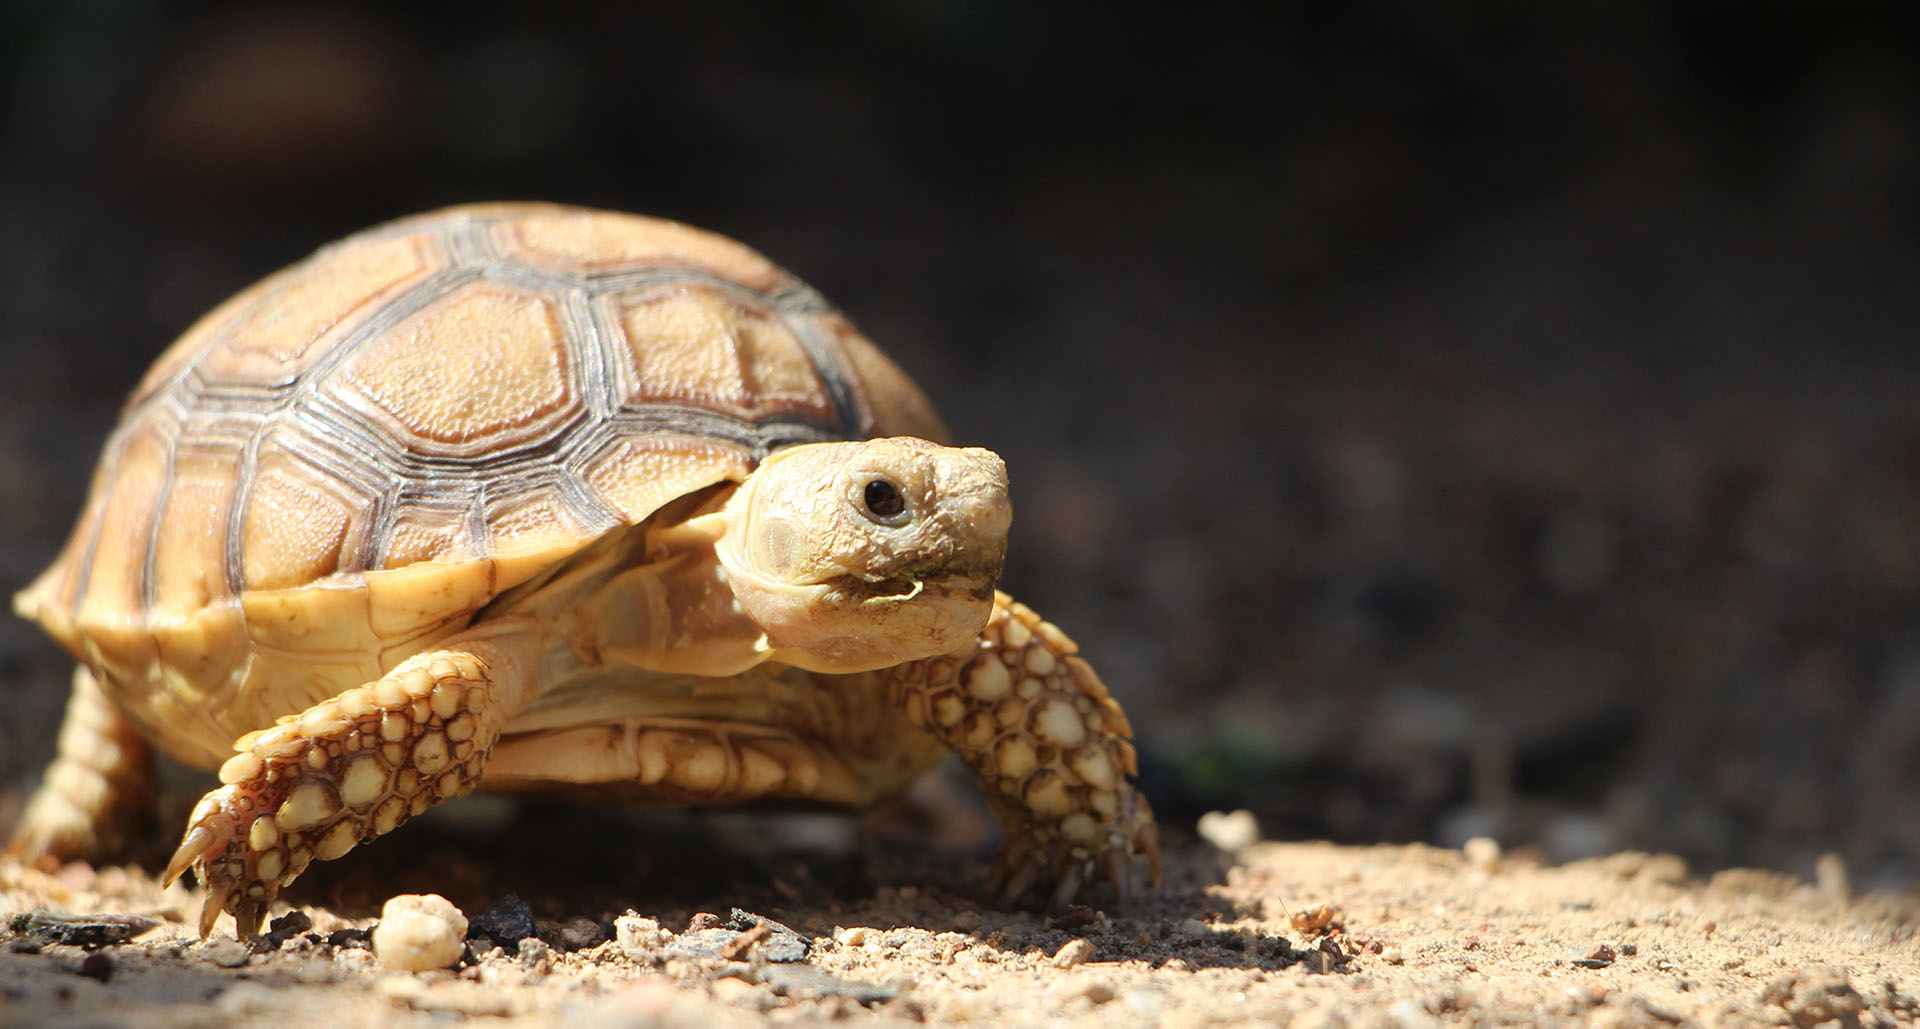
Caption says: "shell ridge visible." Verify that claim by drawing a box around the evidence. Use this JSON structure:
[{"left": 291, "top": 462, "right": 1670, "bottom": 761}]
[
  {"left": 136, "top": 406, "right": 187, "bottom": 618},
  {"left": 554, "top": 471, "right": 625, "bottom": 537},
  {"left": 557, "top": 285, "right": 616, "bottom": 420},
  {"left": 774, "top": 284, "right": 866, "bottom": 436},
  {"left": 284, "top": 263, "right": 483, "bottom": 411},
  {"left": 223, "top": 420, "right": 264, "bottom": 597}
]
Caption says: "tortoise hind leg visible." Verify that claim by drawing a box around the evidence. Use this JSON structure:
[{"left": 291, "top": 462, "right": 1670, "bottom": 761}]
[
  {"left": 164, "top": 638, "right": 537, "bottom": 938},
  {"left": 9, "top": 666, "right": 155, "bottom": 865},
  {"left": 892, "top": 592, "right": 1160, "bottom": 907}
]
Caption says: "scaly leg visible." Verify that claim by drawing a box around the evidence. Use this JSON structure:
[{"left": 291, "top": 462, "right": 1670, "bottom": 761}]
[
  {"left": 894, "top": 592, "right": 1160, "bottom": 907},
  {"left": 164, "top": 638, "right": 535, "bottom": 938},
  {"left": 9, "top": 666, "right": 155, "bottom": 865}
]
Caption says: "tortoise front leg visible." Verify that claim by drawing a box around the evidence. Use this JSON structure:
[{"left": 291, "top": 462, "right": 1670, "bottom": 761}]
[
  {"left": 9, "top": 667, "right": 155, "bottom": 864},
  {"left": 894, "top": 592, "right": 1160, "bottom": 907},
  {"left": 164, "top": 638, "right": 535, "bottom": 938}
]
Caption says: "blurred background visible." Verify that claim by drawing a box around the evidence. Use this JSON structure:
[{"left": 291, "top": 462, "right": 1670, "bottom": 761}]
[{"left": 2, "top": 1, "right": 1918, "bottom": 889}]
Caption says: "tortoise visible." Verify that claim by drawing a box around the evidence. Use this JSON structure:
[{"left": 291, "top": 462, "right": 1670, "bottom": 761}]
[{"left": 8, "top": 202, "right": 1159, "bottom": 937}]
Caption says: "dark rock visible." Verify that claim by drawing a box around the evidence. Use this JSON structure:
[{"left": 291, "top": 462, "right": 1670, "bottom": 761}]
[
  {"left": 468, "top": 893, "right": 537, "bottom": 948},
  {"left": 1049, "top": 906, "right": 1097, "bottom": 931},
  {"left": 252, "top": 910, "right": 312, "bottom": 953},
  {"left": 724, "top": 909, "right": 810, "bottom": 963},
  {"left": 7, "top": 910, "right": 159, "bottom": 949},
  {"left": 75, "top": 952, "right": 112, "bottom": 982},
  {"left": 325, "top": 928, "right": 371, "bottom": 950}
]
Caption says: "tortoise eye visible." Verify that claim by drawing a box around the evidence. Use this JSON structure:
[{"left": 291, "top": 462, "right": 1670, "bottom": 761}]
[{"left": 862, "top": 478, "right": 909, "bottom": 524}]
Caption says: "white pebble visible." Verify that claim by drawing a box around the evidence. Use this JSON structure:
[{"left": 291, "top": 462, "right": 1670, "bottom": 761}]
[
  {"left": 373, "top": 893, "right": 469, "bottom": 972},
  {"left": 198, "top": 938, "right": 251, "bottom": 968},
  {"left": 616, "top": 913, "right": 669, "bottom": 960},
  {"left": 835, "top": 926, "right": 872, "bottom": 946},
  {"left": 1815, "top": 852, "right": 1850, "bottom": 901},
  {"left": 1197, "top": 809, "right": 1262, "bottom": 852},
  {"left": 1052, "top": 937, "right": 1095, "bottom": 968},
  {"left": 1463, "top": 836, "right": 1502, "bottom": 874}
]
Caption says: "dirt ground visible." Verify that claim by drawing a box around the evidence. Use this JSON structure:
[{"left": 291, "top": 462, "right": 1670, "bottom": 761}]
[{"left": 4, "top": 810, "right": 1917, "bottom": 1028}]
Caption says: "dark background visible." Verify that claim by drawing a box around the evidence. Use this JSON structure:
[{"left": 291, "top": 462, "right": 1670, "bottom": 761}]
[{"left": 3, "top": 1, "right": 1918, "bottom": 889}]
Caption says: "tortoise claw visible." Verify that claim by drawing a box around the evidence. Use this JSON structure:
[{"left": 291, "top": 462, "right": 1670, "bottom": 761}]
[
  {"left": 163, "top": 824, "right": 217, "bottom": 889},
  {"left": 198, "top": 882, "right": 230, "bottom": 940}
]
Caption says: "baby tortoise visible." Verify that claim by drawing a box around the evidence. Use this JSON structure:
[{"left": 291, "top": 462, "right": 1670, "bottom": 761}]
[{"left": 8, "top": 203, "right": 1159, "bottom": 937}]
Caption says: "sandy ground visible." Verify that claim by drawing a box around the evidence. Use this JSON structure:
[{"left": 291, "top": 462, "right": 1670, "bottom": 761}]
[{"left": 3, "top": 813, "right": 1916, "bottom": 1028}]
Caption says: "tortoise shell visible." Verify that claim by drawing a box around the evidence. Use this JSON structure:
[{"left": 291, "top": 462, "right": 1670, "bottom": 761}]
[{"left": 18, "top": 202, "right": 945, "bottom": 767}]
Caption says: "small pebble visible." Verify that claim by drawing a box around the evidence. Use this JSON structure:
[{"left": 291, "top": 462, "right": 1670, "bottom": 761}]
[
  {"left": 76, "top": 952, "right": 112, "bottom": 982},
  {"left": 557, "top": 917, "right": 607, "bottom": 951},
  {"left": 1463, "top": 837, "right": 1502, "bottom": 874},
  {"left": 372, "top": 894, "right": 469, "bottom": 972},
  {"left": 326, "top": 927, "right": 372, "bottom": 950},
  {"left": 1290, "top": 904, "right": 1342, "bottom": 935},
  {"left": 1048, "top": 906, "right": 1097, "bottom": 931},
  {"left": 1197, "top": 809, "right": 1262, "bottom": 852},
  {"left": 470, "top": 893, "right": 537, "bottom": 948},
  {"left": 1572, "top": 943, "right": 1617, "bottom": 968},
  {"left": 616, "top": 914, "right": 669, "bottom": 961},
  {"left": 836, "top": 926, "right": 872, "bottom": 947},
  {"left": 1815, "top": 853, "right": 1850, "bottom": 902},
  {"left": 1052, "top": 938, "right": 1095, "bottom": 968},
  {"left": 200, "top": 938, "right": 251, "bottom": 968},
  {"left": 517, "top": 937, "right": 552, "bottom": 973},
  {"left": 1635, "top": 854, "right": 1691, "bottom": 886},
  {"left": 259, "top": 910, "right": 314, "bottom": 952}
]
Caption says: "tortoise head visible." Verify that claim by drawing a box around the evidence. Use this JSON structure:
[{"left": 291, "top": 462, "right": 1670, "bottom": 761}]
[{"left": 716, "top": 437, "right": 1010, "bottom": 673}]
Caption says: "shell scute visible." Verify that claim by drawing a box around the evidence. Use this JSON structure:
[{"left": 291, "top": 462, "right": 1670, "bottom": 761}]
[
  {"left": 327, "top": 280, "right": 575, "bottom": 452},
  {"left": 239, "top": 449, "right": 359, "bottom": 593},
  {"left": 77, "top": 423, "right": 174, "bottom": 629},
  {"left": 150, "top": 441, "right": 245, "bottom": 615},
  {"left": 193, "top": 234, "right": 437, "bottom": 391},
  {"left": 612, "top": 284, "right": 832, "bottom": 421}
]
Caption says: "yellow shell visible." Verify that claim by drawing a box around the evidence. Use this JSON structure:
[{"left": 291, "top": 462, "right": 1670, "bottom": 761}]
[{"left": 16, "top": 203, "right": 944, "bottom": 767}]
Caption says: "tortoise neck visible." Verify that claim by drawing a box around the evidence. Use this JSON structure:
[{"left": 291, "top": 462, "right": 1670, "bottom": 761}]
[{"left": 542, "top": 512, "right": 772, "bottom": 679}]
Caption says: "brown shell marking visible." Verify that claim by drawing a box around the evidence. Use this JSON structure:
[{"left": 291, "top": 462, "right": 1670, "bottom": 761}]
[{"left": 17, "top": 203, "right": 946, "bottom": 763}]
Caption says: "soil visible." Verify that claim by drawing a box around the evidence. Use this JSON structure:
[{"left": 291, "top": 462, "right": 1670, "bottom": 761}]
[{"left": 3, "top": 815, "right": 1916, "bottom": 1028}]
